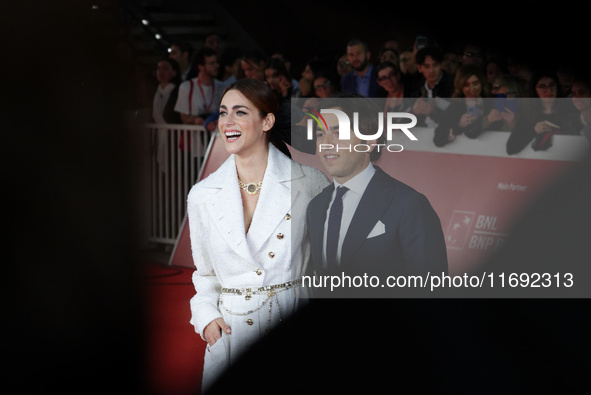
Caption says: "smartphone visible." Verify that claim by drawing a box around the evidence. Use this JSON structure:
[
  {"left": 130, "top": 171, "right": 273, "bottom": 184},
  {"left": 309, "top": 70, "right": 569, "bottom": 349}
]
[
  {"left": 467, "top": 106, "right": 480, "bottom": 117},
  {"left": 415, "top": 35, "right": 428, "bottom": 50},
  {"left": 544, "top": 120, "right": 560, "bottom": 129},
  {"left": 494, "top": 96, "right": 519, "bottom": 114}
]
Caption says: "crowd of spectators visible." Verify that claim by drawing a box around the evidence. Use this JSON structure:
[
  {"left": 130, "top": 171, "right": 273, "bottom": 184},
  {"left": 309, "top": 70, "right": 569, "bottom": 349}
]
[{"left": 141, "top": 32, "right": 590, "bottom": 157}]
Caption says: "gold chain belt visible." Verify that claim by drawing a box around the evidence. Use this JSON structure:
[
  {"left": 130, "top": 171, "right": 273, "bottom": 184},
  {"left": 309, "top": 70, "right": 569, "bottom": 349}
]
[
  {"left": 221, "top": 278, "right": 302, "bottom": 296},
  {"left": 219, "top": 278, "right": 302, "bottom": 332}
]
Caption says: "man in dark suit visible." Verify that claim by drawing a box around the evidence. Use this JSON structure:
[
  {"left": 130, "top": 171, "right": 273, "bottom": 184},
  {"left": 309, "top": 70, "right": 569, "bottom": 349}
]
[
  {"left": 340, "top": 38, "right": 386, "bottom": 98},
  {"left": 306, "top": 95, "right": 447, "bottom": 296}
]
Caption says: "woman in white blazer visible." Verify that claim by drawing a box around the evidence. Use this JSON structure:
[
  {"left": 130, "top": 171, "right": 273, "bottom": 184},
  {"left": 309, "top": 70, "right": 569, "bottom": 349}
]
[{"left": 187, "top": 78, "right": 329, "bottom": 391}]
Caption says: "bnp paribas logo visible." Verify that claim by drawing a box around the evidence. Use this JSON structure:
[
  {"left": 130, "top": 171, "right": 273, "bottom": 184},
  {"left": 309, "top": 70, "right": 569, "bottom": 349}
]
[{"left": 304, "top": 107, "right": 419, "bottom": 153}]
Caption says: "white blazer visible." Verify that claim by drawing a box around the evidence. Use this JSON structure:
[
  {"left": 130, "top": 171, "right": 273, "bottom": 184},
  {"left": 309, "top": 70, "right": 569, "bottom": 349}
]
[{"left": 188, "top": 143, "right": 329, "bottom": 338}]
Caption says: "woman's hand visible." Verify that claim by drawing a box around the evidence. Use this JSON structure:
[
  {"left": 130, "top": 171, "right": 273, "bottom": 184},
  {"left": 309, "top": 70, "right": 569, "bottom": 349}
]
[
  {"left": 534, "top": 121, "right": 553, "bottom": 134},
  {"left": 500, "top": 108, "right": 516, "bottom": 128},
  {"left": 204, "top": 317, "right": 231, "bottom": 346},
  {"left": 487, "top": 109, "right": 503, "bottom": 124},
  {"left": 459, "top": 113, "right": 476, "bottom": 128}
]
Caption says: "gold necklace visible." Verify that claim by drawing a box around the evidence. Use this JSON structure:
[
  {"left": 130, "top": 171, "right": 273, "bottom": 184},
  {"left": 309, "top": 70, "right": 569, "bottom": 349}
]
[{"left": 238, "top": 178, "right": 263, "bottom": 195}]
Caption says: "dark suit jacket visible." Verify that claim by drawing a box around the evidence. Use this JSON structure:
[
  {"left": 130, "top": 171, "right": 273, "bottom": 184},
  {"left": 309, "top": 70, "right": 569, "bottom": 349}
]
[
  {"left": 340, "top": 65, "right": 386, "bottom": 98},
  {"left": 407, "top": 70, "right": 455, "bottom": 128},
  {"left": 306, "top": 166, "right": 448, "bottom": 295}
]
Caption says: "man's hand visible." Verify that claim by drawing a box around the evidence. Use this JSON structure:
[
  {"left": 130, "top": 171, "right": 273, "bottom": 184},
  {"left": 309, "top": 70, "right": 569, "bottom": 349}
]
[{"left": 412, "top": 97, "right": 435, "bottom": 115}]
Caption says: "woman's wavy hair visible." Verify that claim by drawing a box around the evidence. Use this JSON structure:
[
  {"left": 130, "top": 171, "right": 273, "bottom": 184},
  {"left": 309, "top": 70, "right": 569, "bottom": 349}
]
[{"left": 452, "top": 64, "right": 491, "bottom": 98}]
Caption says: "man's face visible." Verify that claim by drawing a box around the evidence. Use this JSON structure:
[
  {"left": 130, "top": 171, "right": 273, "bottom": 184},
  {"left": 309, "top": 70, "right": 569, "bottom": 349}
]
[
  {"left": 417, "top": 55, "right": 442, "bottom": 85},
  {"left": 169, "top": 45, "right": 187, "bottom": 65},
  {"left": 346, "top": 44, "right": 370, "bottom": 72},
  {"left": 460, "top": 45, "right": 482, "bottom": 66},
  {"left": 200, "top": 55, "right": 219, "bottom": 77},
  {"left": 316, "top": 108, "right": 373, "bottom": 184},
  {"left": 398, "top": 51, "right": 412, "bottom": 73}
]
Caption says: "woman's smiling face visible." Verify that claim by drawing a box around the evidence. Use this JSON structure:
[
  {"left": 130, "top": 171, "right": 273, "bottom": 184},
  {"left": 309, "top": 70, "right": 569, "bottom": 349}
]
[
  {"left": 462, "top": 74, "right": 482, "bottom": 98},
  {"left": 218, "top": 89, "right": 274, "bottom": 156}
]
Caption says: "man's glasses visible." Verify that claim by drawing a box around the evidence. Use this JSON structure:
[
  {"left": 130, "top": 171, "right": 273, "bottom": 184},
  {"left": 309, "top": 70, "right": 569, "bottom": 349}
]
[
  {"left": 377, "top": 72, "right": 397, "bottom": 82},
  {"left": 536, "top": 82, "right": 557, "bottom": 91}
]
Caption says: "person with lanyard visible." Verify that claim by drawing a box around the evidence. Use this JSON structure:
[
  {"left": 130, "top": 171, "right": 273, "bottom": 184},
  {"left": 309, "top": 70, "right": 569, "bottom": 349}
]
[{"left": 174, "top": 47, "right": 224, "bottom": 132}]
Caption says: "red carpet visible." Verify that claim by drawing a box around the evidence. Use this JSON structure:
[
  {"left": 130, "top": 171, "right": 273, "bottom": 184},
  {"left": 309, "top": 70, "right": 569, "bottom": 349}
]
[{"left": 144, "top": 263, "right": 206, "bottom": 394}]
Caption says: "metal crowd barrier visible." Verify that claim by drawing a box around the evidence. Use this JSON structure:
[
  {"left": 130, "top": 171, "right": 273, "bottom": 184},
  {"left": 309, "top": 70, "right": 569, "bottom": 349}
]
[{"left": 145, "top": 123, "right": 213, "bottom": 244}]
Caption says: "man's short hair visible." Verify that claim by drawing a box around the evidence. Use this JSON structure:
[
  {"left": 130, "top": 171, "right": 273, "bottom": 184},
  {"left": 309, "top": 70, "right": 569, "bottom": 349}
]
[
  {"left": 171, "top": 40, "right": 193, "bottom": 58},
  {"left": 322, "top": 93, "right": 385, "bottom": 162},
  {"left": 346, "top": 38, "right": 369, "bottom": 52},
  {"left": 415, "top": 46, "right": 444, "bottom": 65},
  {"left": 193, "top": 47, "right": 218, "bottom": 67}
]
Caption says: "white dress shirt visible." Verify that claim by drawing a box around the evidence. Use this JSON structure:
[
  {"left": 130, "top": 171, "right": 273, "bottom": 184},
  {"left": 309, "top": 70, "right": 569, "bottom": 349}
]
[
  {"left": 322, "top": 162, "right": 376, "bottom": 267},
  {"left": 174, "top": 77, "right": 224, "bottom": 116}
]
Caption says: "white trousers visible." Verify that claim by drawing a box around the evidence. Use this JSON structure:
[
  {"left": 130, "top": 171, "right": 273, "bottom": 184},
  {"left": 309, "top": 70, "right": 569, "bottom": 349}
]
[{"left": 201, "top": 287, "right": 305, "bottom": 392}]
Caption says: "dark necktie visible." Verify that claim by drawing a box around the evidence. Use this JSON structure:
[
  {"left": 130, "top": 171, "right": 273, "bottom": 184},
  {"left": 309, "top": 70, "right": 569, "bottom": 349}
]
[{"left": 326, "top": 186, "right": 348, "bottom": 270}]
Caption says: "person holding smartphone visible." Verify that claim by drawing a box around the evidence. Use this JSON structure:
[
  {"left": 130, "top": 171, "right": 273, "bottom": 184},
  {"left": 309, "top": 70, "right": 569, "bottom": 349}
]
[
  {"left": 483, "top": 74, "right": 526, "bottom": 132},
  {"left": 433, "top": 64, "right": 491, "bottom": 147},
  {"left": 506, "top": 70, "right": 574, "bottom": 154}
]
